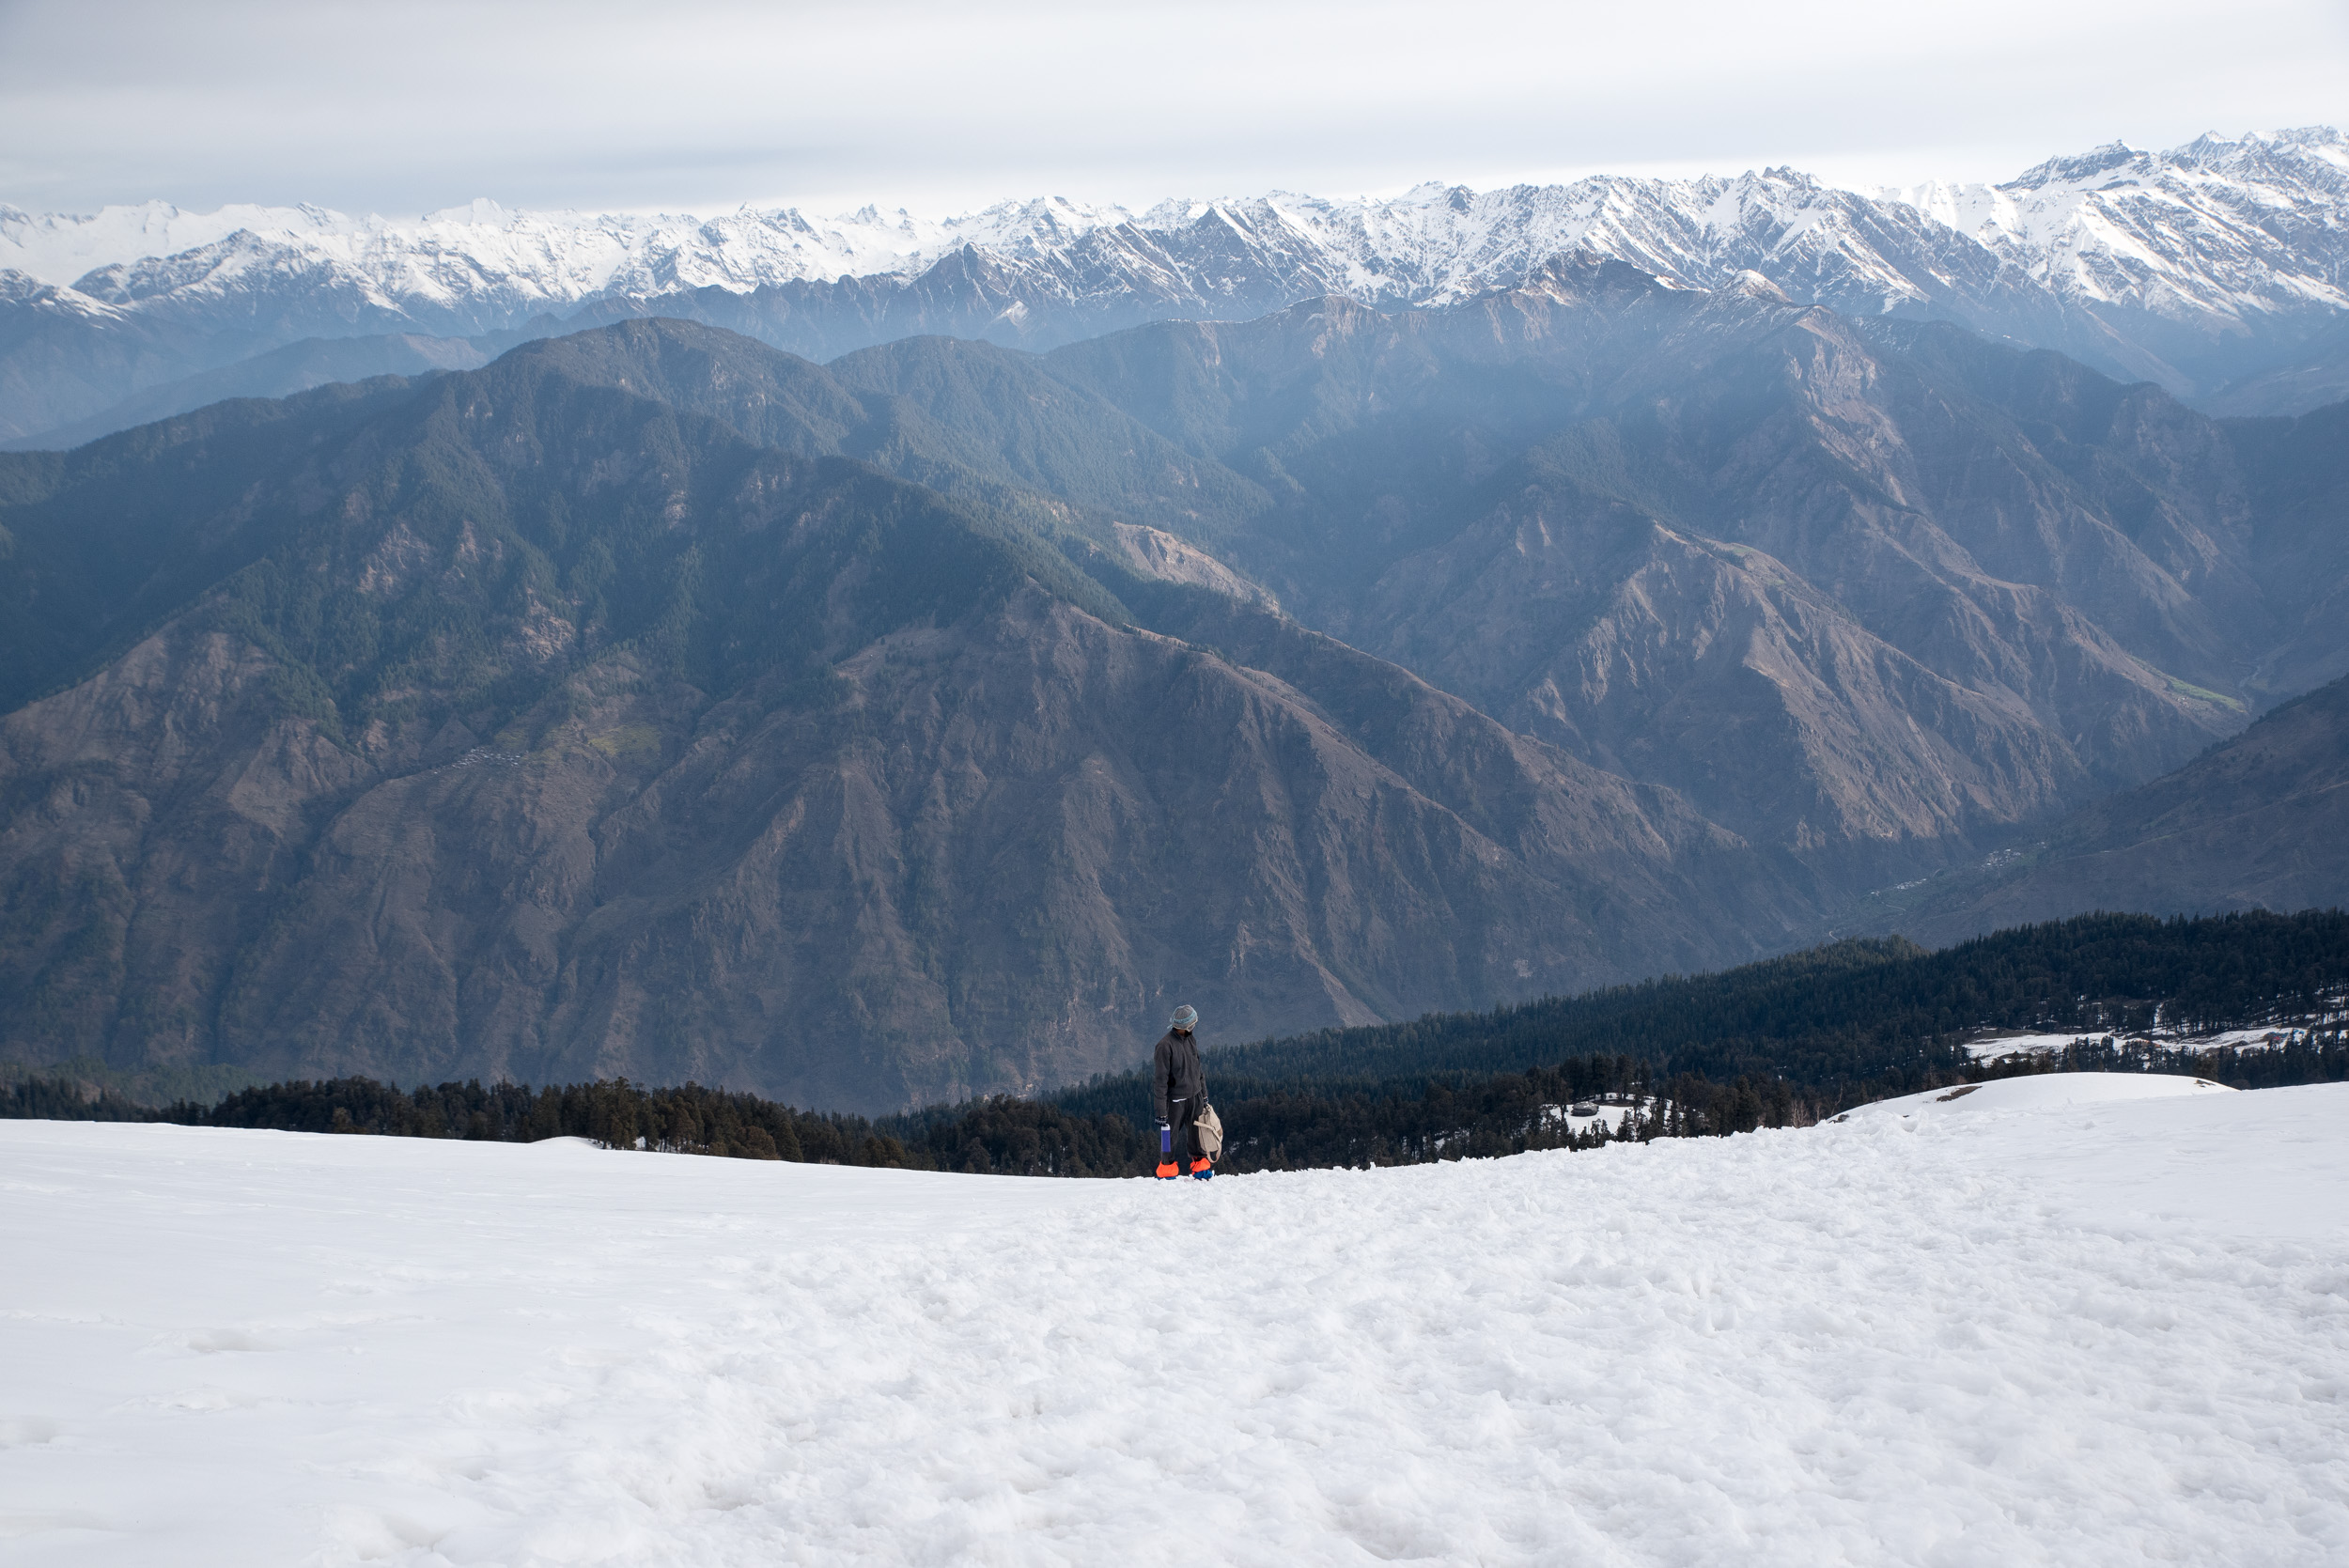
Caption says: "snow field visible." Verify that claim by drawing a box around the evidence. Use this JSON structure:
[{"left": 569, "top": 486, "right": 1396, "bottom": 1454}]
[
  {"left": 1835, "top": 1069, "right": 2235, "bottom": 1123},
  {"left": 4, "top": 1077, "right": 2346, "bottom": 1566},
  {"left": 1961, "top": 1032, "right": 2112, "bottom": 1060}
]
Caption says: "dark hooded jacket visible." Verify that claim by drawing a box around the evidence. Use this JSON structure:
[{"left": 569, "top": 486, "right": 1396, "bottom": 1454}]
[{"left": 1150, "top": 1029, "right": 1206, "bottom": 1126}]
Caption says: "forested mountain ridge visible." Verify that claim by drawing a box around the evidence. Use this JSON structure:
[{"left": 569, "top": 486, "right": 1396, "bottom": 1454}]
[{"left": 1174, "top": 908, "right": 2349, "bottom": 1091}]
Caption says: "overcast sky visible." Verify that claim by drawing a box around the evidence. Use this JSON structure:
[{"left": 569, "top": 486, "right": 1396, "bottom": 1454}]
[{"left": 3, "top": 0, "right": 2345, "bottom": 219}]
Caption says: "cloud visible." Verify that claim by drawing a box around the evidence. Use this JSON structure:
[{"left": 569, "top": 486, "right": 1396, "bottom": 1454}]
[{"left": 2, "top": 0, "right": 2343, "bottom": 216}]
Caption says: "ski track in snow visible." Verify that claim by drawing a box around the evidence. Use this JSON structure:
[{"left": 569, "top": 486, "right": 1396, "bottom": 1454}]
[{"left": 4, "top": 1079, "right": 2346, "bottom": 1566}]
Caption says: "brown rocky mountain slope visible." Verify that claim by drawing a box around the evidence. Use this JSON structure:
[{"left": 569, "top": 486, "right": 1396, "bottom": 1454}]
[
  {"left": 8, "top": 292, "right": 2347, "bottom": 1109},
  {"left": 0, "top": 334, "right": 1804, "bottom": 1110},
  {"left": 1028, "top": 277, "right": 2321, "bottom": 871},
  {"left": 436, "top": 303, "right": 2290, "bottom": 888}
]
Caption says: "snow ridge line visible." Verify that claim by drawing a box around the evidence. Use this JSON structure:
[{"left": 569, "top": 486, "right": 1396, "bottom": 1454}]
[{"left": 3, "top": 127, "right": 2343, "bottom": 334}]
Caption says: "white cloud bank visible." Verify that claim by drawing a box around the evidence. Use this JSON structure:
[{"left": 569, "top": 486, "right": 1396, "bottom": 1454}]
[{"left": 1, "top": 0, "right": 2344, "bottom": 217}]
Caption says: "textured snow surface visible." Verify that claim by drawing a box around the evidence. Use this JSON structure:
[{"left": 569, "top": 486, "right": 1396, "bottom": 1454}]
[{"left": 5, "top": 1079, "right": 2347, "bottom": 1566}]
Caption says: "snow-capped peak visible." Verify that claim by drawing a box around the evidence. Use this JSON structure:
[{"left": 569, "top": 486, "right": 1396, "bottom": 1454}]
[
  {"left": 423, "top": 197, "right": 515, "bottom": 226},
  {"left": 2003, "top": 141, "right": 2149, "bottom": 192},
  {"left": 1875, "top": 128, "right": 2349, "bottom": 324}
]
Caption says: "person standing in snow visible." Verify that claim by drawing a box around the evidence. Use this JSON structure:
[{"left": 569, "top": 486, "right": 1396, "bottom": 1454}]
[{"left": 1152, "top": 1004, "right": 1212, "bottom": 1180}]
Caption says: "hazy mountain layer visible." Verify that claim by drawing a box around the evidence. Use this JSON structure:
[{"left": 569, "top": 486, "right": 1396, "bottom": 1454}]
[{"left": 403, "top": 303, "right": 2268, "bottom": 881}]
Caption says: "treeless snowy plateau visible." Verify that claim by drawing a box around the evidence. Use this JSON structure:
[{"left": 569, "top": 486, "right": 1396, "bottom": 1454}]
[{"left": 4, "top": 1075, "right": 2345, "bottom": 1566}]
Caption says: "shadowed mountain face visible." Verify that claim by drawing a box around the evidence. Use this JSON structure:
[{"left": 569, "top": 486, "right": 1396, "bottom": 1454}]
[
  {"left": 3, "top": 288, "right": 2345, "bottom": 1109},
  {"left": 2217, "top": 398, "right": 2349, "bottom": 699},
  {"left": 0, "top": 325, "right": 1807, "bottom": 1110},
  {"left": 470, "top": 298, "right": 2298, "bottom": 871},
  {"left": 1887, "top": 675, "right": 2349, "bottom": 945}
]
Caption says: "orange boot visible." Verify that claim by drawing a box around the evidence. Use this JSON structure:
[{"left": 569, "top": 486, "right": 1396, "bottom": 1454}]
[
  {"left": 1155, "top": 1159, "right": 1179, "bottom": 1179},
  {"left": 1190, "top": 1157, "right": 1213, "bottom": 1180}
]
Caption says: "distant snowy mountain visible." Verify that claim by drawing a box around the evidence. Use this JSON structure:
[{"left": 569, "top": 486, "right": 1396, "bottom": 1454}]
[
  {"left": 1890, "top": 126, "right": 2349, "bottom": 396},
  {"left": 0, "top": 197, "right": 981, "bottom": 334},
  {"left": 0, "top": 174, "right": 2047, "bottom": 332},
  {"left": 4, "top": 128, "right": 2347, "bottom": 443},
  {"left": 1897, "top": 129, "right": 2349, "bottom": 318}
]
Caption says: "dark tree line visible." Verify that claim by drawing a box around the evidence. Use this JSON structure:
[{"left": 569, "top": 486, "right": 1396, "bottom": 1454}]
[
  {"left": 1050, "top": 910, "right": 2349, "bottom": 1115},
  {"left": 0, "top": 1058, "right": 1791, "bottom": 1175},
  {"left": 8, "top": 910, "right": 2344, "bottom": 1176},
  {"left": 1175, "top": 1059, "right": 1812, "bottom": 1172},
  {"left": 0, "top": 1076, "right": 926, "bottom": 1168},
  {"left": 0, "top": 1078, "right": 152, "bottom": 1122}
]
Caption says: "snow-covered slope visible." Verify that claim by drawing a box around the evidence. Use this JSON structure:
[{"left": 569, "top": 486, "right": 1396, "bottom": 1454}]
[
  {"left": 0, "top": 198, "right": 1000, "bottom": 339},
  {"left": 0, "top": 197, "right": 981, "bottom": 299},
  {"left": 7, "top": 135, "right": 2325, "bottom": 326},
  {"left": 5, "top": 1079, "right": 2344, "bottom": 1565},
  {"left": 1832, "top": 1069, "right": 2235, "bottom": 1124},
  {"left": 1897, "top": 130, "right": 2349, "bottom": 323}
]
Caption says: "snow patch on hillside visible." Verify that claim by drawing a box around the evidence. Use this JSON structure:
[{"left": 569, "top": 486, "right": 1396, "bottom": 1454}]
[{"left": 1831, "top": 1069, "right": 2233, "bottom": 1124}]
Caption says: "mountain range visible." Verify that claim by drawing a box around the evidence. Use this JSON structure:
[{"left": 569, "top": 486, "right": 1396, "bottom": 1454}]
[
  {"left": 5, "top": 128, "right": 2349, "bottom": 1109},
  {"left": 5, "top": 234, "right": 2347, "bottom": 1108},
  {"left": 6, "top": 128, "right": 2348, "bottom": 448},
  {"left": 0, "top": 312, "right": 1797, "bottom": 1109}
]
